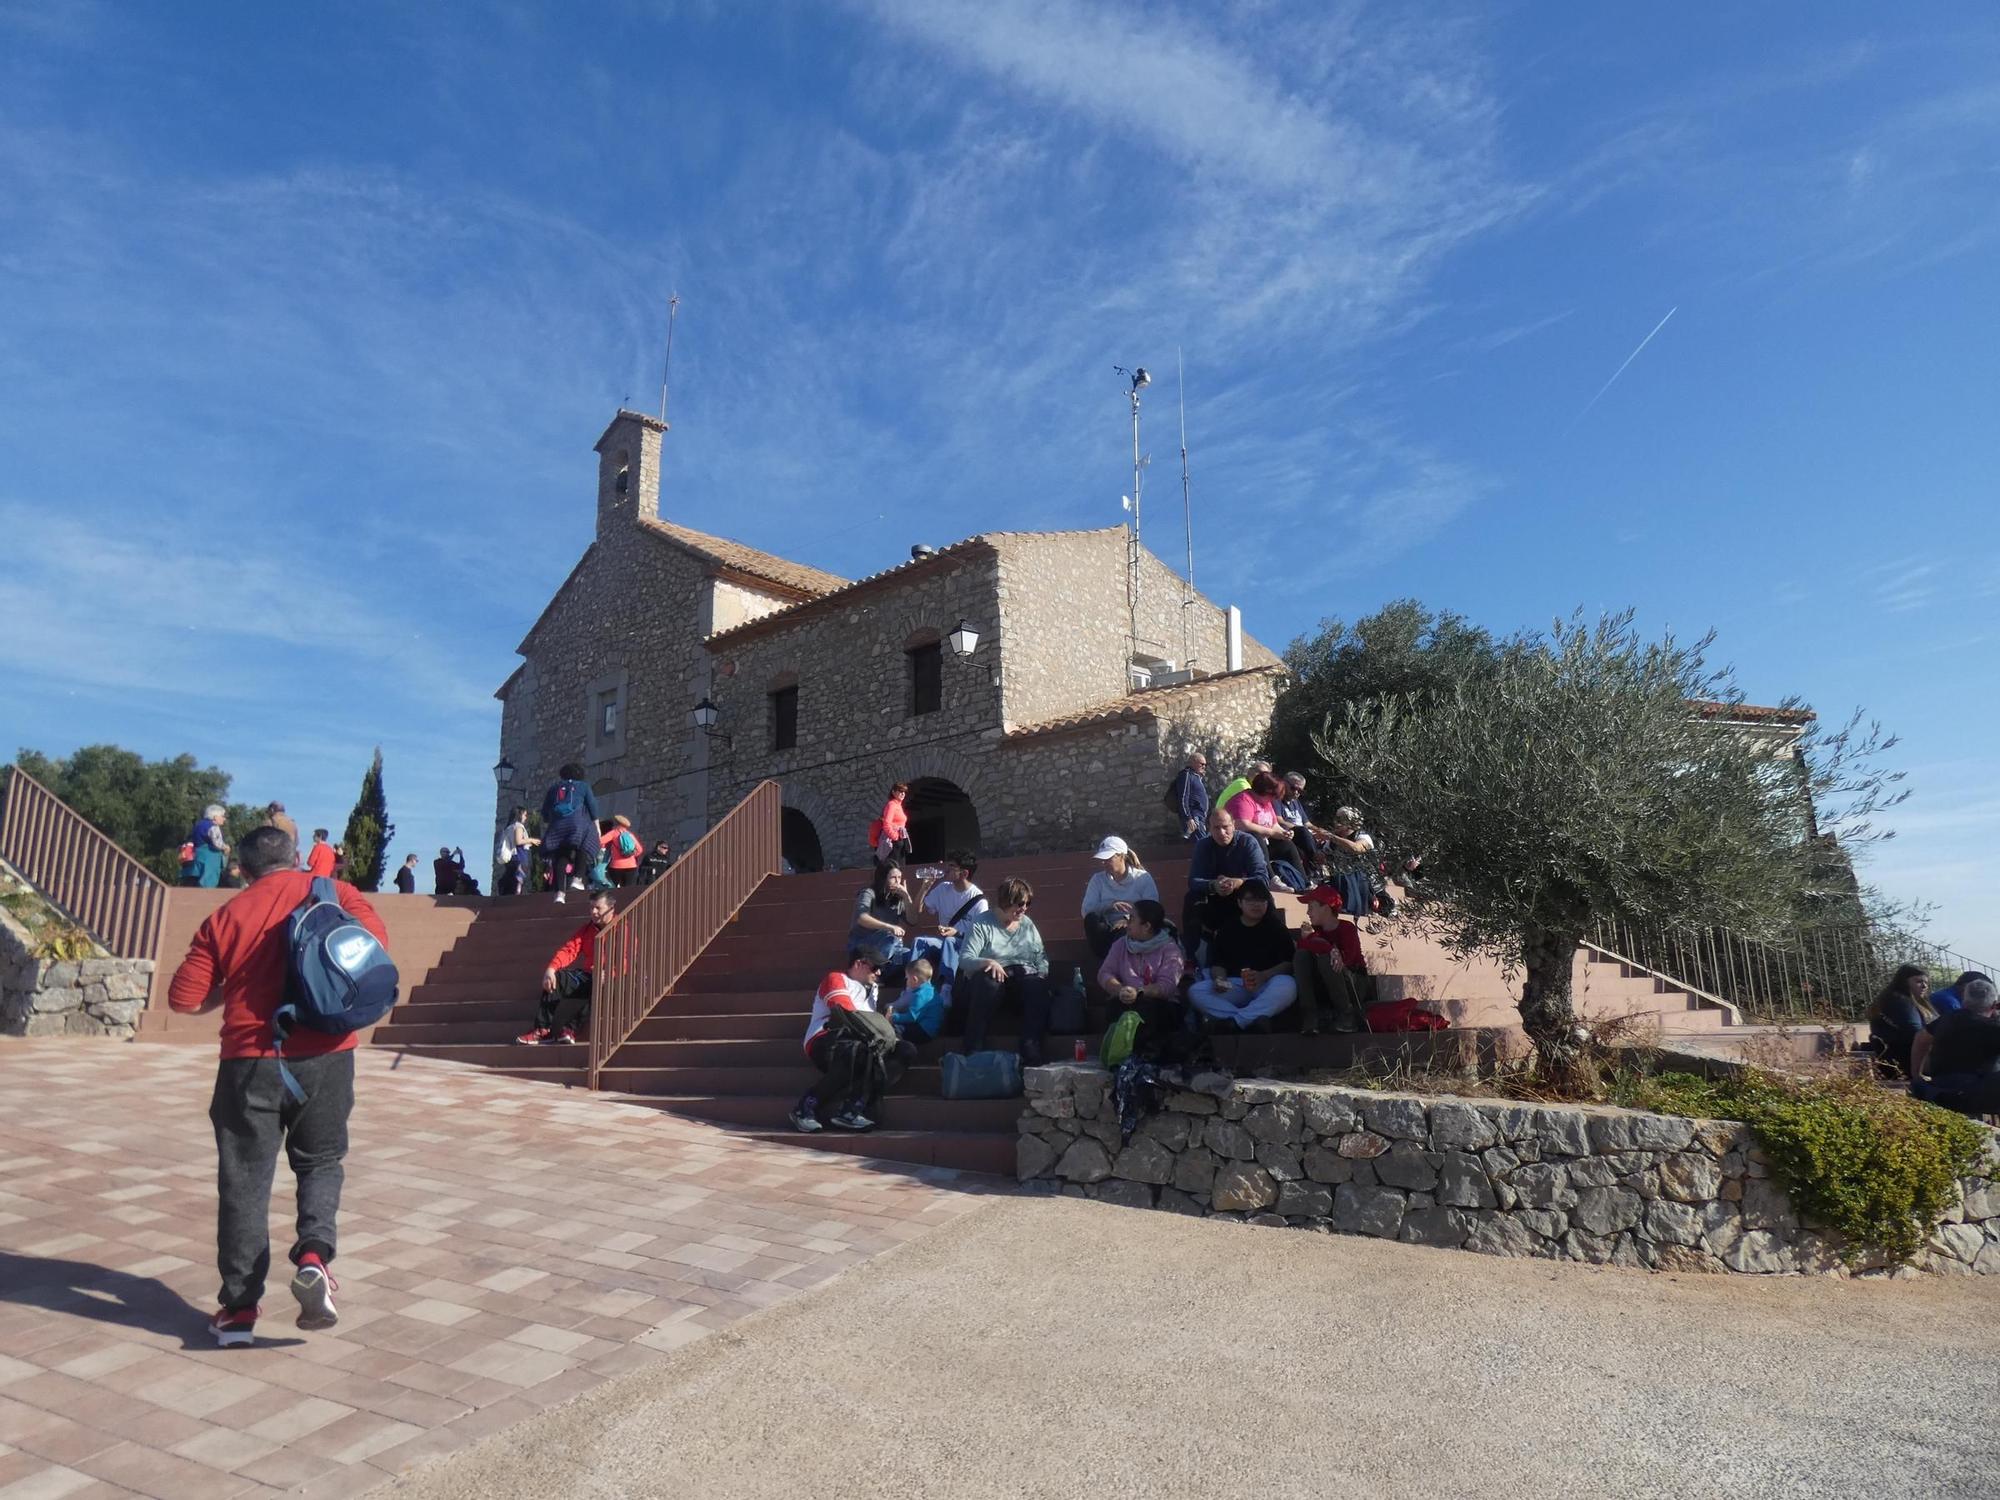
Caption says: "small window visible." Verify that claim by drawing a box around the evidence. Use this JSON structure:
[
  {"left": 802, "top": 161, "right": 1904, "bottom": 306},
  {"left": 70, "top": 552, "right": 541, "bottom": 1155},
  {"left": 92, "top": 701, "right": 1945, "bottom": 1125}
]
[
  {"left": 597, "top": 690, "right": 620, "bottom": 744},
  {"left": 771, "top": 684, "right": 799, "bottom": 751},
  {"left": 909, "top": 641, "right": 943, "bottom": 716}
]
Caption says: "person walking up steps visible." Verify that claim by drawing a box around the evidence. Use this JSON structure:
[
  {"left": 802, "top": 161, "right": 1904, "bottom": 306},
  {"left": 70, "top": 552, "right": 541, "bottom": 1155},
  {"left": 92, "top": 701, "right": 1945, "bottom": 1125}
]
[
  {"left": 167, "top": 824, "right": 391, "bottom": 1347},
  {"left": 540, "top": 762, "right": 601, "bottom": 904},
  {"left": 305, "top": 828, "right": 336, "bottom": 879}
]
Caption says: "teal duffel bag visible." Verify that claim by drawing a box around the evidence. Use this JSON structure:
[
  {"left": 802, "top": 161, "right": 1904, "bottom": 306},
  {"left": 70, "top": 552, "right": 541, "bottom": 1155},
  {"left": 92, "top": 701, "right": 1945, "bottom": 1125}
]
[{"left": 940, "top": 1050, "right": 1023, "bottom": 1100}]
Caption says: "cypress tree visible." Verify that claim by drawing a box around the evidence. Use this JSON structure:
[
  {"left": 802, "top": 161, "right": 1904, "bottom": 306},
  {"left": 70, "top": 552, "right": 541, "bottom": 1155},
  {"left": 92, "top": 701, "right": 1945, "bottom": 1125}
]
[{"left": 340, "top": 749, "right": 393, "bottom": 892}]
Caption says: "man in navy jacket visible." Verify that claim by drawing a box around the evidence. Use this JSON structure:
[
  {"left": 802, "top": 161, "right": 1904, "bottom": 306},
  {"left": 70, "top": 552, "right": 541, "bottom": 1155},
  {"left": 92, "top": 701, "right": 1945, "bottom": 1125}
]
[{"left": 1181, "top": 807, "right": 1270, "bottom": 962}]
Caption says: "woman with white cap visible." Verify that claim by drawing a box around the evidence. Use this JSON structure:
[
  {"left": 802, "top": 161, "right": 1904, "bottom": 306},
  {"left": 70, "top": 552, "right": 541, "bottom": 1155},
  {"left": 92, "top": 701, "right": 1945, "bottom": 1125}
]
[{"left": 1081, "top": 835, "right": 1158, "bottom": 960}]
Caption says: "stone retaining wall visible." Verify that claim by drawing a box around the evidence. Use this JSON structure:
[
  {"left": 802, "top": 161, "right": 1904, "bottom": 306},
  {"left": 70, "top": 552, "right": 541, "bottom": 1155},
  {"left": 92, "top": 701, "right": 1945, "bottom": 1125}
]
[
  {"left": 1019, "top": 1064, "right": 2000, "bottom": 1277},
  {"left": 0, "top": 906, "right": 152, "bottom": 1039}
]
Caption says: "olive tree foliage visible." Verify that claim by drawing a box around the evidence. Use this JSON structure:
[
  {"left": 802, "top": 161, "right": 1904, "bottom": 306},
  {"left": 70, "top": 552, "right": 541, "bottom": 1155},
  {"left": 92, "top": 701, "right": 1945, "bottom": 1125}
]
[
  {"left": 1266, "top": 600, "right": 1494, "bottom": 779},
  {"left": 1313, "top": 609, "right": 1904, "bottom": 1085}
]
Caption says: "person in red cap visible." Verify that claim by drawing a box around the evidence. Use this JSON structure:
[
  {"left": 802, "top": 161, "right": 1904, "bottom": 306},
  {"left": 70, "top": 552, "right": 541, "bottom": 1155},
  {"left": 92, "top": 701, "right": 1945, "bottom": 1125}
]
[{"left": 1293, "top": 884, "right": 1371, "bottom": 1035}]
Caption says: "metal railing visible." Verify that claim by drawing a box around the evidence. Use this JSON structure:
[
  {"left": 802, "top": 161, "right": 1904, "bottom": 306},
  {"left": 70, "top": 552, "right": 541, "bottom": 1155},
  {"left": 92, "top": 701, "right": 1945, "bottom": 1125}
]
[
  {"left": 1590, "top": 911, "right": 1995, "bottom": 1025},
  {"left": 589, "top": 779, "right": 782, "bottom": 1087},
  {"left": 0, "top": 765, "right": 169, "bottom": 960}
]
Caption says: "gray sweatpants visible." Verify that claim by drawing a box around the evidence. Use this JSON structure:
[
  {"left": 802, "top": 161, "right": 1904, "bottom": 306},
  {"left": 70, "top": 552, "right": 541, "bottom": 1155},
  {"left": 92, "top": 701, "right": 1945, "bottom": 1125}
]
[{"left": 208, "top": 1051, "right": 354, "bottom": 1311}]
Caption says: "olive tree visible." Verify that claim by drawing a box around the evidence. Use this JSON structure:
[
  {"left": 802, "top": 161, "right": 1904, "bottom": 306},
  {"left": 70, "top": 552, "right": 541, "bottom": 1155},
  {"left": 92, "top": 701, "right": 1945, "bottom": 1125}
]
[{"left": 1315, "top": 610, "right": 1901, "bottom": 1087}]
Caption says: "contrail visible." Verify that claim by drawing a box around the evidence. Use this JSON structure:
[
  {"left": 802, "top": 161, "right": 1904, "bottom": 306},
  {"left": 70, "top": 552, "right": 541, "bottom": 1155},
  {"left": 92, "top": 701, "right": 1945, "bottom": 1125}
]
[{"left": 1565, "top": 305, "right": 1677, "bottom": 434}]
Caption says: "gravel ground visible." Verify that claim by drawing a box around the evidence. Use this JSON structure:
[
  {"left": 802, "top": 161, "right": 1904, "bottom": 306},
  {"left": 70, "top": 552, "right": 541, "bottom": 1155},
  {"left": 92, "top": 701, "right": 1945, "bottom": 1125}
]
[{"left": 388, "top": 1195, "right": 2000, "bottom": 1500}]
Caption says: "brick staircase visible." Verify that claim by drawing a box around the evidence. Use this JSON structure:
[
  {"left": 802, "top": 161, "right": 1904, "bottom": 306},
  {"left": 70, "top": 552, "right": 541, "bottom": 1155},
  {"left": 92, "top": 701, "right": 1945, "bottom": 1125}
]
[{"left": 367, "top": 851, "right": 1737, "bottom": 1177}]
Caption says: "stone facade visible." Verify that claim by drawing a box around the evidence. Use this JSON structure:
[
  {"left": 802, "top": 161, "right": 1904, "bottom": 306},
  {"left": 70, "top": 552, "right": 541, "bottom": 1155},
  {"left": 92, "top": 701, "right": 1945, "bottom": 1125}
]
[
  {"left": 497, "top": 411, "right": 1287, "bottom": 870},
  {"left": 1019, "top": 1065, "right": 2000, "bottom": 1277},
  {"left": 0, "top": 905, "right": 152, "bottom": 1039}
]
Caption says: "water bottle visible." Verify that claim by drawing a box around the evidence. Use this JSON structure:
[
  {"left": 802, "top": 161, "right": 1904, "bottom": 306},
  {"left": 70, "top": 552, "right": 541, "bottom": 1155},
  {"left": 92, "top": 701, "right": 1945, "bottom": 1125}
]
[{"left": 1071, "top": 967, "right": 1088, "bottom": 1062}]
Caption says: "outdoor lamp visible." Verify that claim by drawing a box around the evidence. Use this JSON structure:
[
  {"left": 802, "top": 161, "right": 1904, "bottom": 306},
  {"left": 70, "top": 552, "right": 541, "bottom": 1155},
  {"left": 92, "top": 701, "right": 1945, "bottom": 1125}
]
[
  {"left": 691, "top": 696, "right": 720, "bottom": 732},
  {"left": 492, "top": 756, "right": 515, "bottom": 787},
  {"left": 948, "top": 619, "right": 980, "bottom": 657}
]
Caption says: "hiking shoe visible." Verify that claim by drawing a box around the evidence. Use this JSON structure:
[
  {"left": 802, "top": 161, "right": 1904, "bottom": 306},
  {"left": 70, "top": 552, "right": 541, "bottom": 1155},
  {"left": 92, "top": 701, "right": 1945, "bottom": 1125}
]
[
  {"left": 209, "top": 1305, "right": 259, "bottom": 1348},
  {"left": 551, "top": 1027, "right": 578, "bottom": 1045},
  {"left": 515, "top": 1027, "right": 552, "bottom": 1046},
  {"left": 828, "top": 1108, "right": 875, "bottom": 1132},
  {"left": 568, "top": 878, "right": 586, "bottom": 892},
  {"left": 788, "top": 1100, "right": 823, "bottom": 1133},
  {"left": 552, "top": 890, "right": 567, "bottom": 905},
  {"left": 290, "top": 1258, "right": 339, "bottom": 1331}
]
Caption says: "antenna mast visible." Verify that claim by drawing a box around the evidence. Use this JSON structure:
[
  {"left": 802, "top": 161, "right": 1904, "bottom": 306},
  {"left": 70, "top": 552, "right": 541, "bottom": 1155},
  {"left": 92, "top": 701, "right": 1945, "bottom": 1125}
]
[
  {"left": 1177, "top": 347, "right": 1195, "bottom": 669},
  {"left": 1114, "top": 365, "right": 1152, "bottom": 680},
  {"left": 659, "top": 291, "right": 680, "bottom": 422}
]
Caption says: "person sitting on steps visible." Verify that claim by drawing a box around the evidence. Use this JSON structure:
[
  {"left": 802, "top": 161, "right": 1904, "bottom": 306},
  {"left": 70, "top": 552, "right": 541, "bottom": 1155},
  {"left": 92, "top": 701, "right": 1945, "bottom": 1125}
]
[
  {"left": 515, "top": 891, "right": 616, "bottom": 1046},
  {"left": 1096, "top": 899, "right": 1186, "bottom": 1034},
  {"left": 888, "top": 956, "right": 945, "bottom": 1044},
  {"left": 956, "top": 877, "right": 1052, "bottom": 1063},
  {"left": 790, "top": 941, "right": 900, "bottom": 1134},
  {"left": 1082, "top": 835, "right": 1158, "bottom": 961},
  {"left": 1293, "top": 884, "right": 1371, "bottom": 1036},
  {"left": 1186, "top": 879, "right": 1298, "bottom": 1033},
  {"left": 1908, "top": 977, "right": 2000, "bottom": 1115},
  {"left": 850, "top": 860, "right": 917, "bottom": 981},
  {"left": 1180, "top": 806, "right": 1270, "bottom": 965}
]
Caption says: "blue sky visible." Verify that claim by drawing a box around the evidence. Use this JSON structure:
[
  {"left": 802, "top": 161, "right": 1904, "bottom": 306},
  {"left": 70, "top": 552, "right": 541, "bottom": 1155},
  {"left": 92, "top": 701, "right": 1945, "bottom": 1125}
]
[{"left": 1, "top": 2, "right": 1993, "bottom": 959}]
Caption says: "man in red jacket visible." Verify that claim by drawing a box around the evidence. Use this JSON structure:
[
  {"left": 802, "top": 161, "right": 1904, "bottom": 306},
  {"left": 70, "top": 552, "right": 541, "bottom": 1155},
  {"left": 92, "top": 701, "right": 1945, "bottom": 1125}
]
[
  {"left": 515, "top": 891, "right": 617, "bottom": 1045},
  {"left": 169, "top": 824, "right": 390, "bottom": 1347}
]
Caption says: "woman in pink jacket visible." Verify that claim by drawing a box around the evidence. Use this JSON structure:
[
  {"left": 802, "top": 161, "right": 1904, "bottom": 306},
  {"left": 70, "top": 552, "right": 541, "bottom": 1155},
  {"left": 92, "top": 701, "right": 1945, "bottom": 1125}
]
[{"left": 1097, "top": 899, "right": 1186, "bottom": 1031}]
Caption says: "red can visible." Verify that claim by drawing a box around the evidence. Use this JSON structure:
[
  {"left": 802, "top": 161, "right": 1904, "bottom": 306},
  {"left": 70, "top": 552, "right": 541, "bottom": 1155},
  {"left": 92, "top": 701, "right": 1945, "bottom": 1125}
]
[{"left": 1074, "top": 1038, "right": 1088, "bottom": 1062}]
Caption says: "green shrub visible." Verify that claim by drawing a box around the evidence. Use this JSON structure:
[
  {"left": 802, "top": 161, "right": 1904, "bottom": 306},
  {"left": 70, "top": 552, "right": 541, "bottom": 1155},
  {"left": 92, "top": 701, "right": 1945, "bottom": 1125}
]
[{"left": 1620, "top": 1068, "right": 1990, "bottom": 1264}]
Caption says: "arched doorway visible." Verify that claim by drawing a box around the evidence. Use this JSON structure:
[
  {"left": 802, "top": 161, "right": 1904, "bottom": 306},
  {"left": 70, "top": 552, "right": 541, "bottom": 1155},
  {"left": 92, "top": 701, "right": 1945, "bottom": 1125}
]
[
  {"left": 906, "top": 778, "right": 979, "bottom": 862},
  {"left": 781, "top": 807, "right": 825, "bottom": 873}
]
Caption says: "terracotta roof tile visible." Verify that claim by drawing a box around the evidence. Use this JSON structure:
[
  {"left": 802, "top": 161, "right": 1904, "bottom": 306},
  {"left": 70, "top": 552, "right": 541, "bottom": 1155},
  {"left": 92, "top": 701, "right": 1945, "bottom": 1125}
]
[
  {"left": 1003, "top": 665, "right": 1286, "bottom": 743},
  {"left": 640, "top": 518, "right": 849, "bottom": 598},
  {"left": 1690, "top": 699, "right": 1817, "bottom": 727},
  {"left": 703, "top": 527, "right": 1126, "bottom": 646}
]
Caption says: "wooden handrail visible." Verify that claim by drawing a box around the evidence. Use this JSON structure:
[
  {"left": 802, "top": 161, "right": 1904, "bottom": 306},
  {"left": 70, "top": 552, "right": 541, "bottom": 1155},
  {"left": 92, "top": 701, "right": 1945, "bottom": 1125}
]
[
  {"left": 588, "top": 780, "right": 783, "bottom": 1087},
  {"left": 0, "top": 765, "right": 169, "bottom": 960}
]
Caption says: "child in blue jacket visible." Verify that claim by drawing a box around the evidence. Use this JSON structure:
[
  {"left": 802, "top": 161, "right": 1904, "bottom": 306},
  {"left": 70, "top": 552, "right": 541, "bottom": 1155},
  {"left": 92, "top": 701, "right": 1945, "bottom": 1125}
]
[{"left": 889, "top": 957, "right": 944, "bottom": 1042}]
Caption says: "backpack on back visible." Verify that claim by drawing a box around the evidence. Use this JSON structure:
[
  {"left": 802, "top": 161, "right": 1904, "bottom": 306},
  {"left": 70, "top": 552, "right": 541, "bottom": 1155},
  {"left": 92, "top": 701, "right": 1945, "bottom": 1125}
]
[
  {"left": 275, "top": 877, "right": 400, "bottom": 1100},
  {"left": 551, "top": 780, "right": 579, "bottom": 819}
]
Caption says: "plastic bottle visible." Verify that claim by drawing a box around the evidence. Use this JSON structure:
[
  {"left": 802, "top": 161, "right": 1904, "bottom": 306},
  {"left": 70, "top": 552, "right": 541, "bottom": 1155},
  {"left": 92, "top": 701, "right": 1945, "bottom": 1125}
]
[{"left": 1071, "top": 968, "right": 1089, "bottom": 1062}]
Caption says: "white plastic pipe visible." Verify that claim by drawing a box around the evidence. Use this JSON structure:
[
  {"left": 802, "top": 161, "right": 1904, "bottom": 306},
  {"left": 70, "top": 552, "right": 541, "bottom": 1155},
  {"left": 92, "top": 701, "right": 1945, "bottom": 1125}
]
[{"left": 1226, "top": 606, "right": 1243, "bottom": 672}]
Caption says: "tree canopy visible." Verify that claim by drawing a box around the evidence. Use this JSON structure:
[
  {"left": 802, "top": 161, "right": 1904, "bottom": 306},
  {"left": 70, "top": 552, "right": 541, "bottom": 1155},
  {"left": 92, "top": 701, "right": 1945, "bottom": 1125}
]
[
  {"left": 9, "top": 745, "right": 268, "bottom": 881},
  {"left": 1308, "top": 608, "right": 1901, "bottom": 1083},
  {"left": 339, "top": 749, "right": 393, "bottom": 893}
]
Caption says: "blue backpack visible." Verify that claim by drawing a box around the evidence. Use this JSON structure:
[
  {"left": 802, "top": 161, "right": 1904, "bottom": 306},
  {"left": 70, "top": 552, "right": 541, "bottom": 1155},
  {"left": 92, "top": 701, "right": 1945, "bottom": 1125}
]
[
  {"left": 551, "top": 779, "right": 580, "bottom": 819},
  {"left": 274, "top": 877, "right": 400, "bottom": 1100}
]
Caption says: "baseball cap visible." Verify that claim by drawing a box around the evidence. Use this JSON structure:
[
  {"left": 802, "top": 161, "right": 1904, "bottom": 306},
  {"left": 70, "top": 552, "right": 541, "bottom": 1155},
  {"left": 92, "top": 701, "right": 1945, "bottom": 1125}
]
[
  {"left": 1092, "top": 835, "right": 1130, "bottom": 861},
  {"left": 1301, "top": 884, "right": 1345, "bottom": 911}
]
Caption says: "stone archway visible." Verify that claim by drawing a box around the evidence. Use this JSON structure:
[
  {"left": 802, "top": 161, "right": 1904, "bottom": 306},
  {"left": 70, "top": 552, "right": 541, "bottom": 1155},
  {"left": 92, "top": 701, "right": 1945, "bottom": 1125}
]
[
  {"left": 781, "top": 807, "right": 826, "bottom": 874},
  {"left": 905, "top": 778, "right": 979, "bottom": 863}
]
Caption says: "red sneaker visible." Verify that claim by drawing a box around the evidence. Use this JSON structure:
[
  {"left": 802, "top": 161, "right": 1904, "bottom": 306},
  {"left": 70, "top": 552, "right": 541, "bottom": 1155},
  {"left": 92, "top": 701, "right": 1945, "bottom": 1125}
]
[
  {"left": 552, "top": 1027, "right": 578, "bottom": 1045},
  {"left": 514, "top": 1027, "right": 551, "bottom": 1046},
  {"left": 290, "top": 1257, "right": 339, "bottom": 1331},
  {"left": 209, "top": 1305, "right": 258, "bottom": 1348}
]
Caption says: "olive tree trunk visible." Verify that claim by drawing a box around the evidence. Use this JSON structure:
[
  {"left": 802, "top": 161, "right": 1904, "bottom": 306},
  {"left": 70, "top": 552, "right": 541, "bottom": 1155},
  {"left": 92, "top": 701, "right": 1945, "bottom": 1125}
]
[{"left": 1519, "top": 925, "right": 1591, "bottom": 1091}]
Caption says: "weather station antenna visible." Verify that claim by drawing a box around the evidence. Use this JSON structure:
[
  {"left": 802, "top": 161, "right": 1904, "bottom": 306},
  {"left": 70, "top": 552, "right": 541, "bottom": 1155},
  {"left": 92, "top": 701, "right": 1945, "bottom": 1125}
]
[
  {"left": 659, "top": 291, "right": 680, "bottom": 422},
  {"left": 1176, "top": 347, "right": 1196, "bottom": 670},
  {"left": 1114, "top": 364, "right": 1151, "bottom": 677}
]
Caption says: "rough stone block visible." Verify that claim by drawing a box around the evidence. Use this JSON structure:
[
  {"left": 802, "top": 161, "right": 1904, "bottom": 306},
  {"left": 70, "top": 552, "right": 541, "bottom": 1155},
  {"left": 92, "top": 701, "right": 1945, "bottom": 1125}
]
[
  {"left": 1480, "top": 1145, "right": 1522, "bottom": 1178},
  {"left": 1510, "top": 1162, "right": 1576, "bottom": 1211},
  {"left": 1462, "top": 1211, "right": 1538, "bottom": 1257},
  {"left": 1649, "top": 1243, "right": 1723, "bottom": 1274},
  {"left": 1166, "top": 1090, "right": 1218, "bottom": 1115},
  {"left": 1722, "top": 1229, "right": 1790, "bottom": 1275},
  {"left": 1018, "top": 1133, "right": 1059, "bottom": 1179},
  {"left": 1111, "top": 1136, "right": 1175, "bottom": 1186},
  {"left": 1254, "top": 1142, "right": 1302, "bottom": 1181},
  {"left": 42, "top": 961, "right": 80, "bottom": 989},
  {"left": 1204, "top": 1120, "right": 1256, "bottom": 1162},
  {"left": 1243, "top": 1099, "right": 1302, "bottom": 1144},
  {"left": 1929, "top": 1222, "right": 1985, "bottom": 1264},
  {"left": 1437, "top": 1152, "right": 1498, "bottom": 1210},
  {"left": 1302, "top": 1092, "right": 1359, "bottom": 1137},
  {"left": 1031, "top": 1094, "right": 1076, "bottom": 1120},
  {"left": 1656, "top": 1152, "right": 1723, "bottom": 1204},
  {"left": 103, "top": 970, "right": 150, "bottom": 1002},
  {"left": 1247, "top": 1212, "right": 1289, "bottom": 1229},
  {"left": 1566, "top": 1156, "right": 1622, "bottom": 1189},
  {"left": 1587, "top": 1112, "right": 1696, "bottom": 1155},
  {"left": 1055, "top": 1138, "right": 1112, "bottom": 1183},
  {"left": 1093, "top": 1179, "right": 1157, "bottom": 1210},
  {"left": 1302, "top": 1146, "right": 1354, "bottom": 1185},
  {"left": 1740, "top": 1178, "right": 1799, "bottom": 1234},
  {"left": 1700, "top": 1202, "right": 1746, "bottom": 1259},
  {"left": 1429, "top": 1101, "right": 1498, "bottom": 1152},
  {"left": 24, "top": 1013, "right": 68, "bottom": 1037},
  {"left": 1157, "top": 1186, "right": 1206, "bottom": 1216},
  {"left": 1360, "top": 1096, "right": 1429, "bottom": 1141},
  {"left": 1135, "top": 1111, "right": 1193, "bottom": 1154},
  {"left": 1400, "top": 1207, "right": 1473, "bottom": 1249},
  {"left": 1642, "top": 1198, "right": 1702, "bottom": 1248},
  {"left": 1276, "top": 1181, "right": 1333, "bottom": 1219},
  {"left": 1212, "top": 1164, "right": 1279, "bottom": 1213},
  {"left": 1572, "top": 1186, "right": 1644, "bottom": 1237},
  {"left": 1374, "top": 1143, "right": 1440, "bottom": 1192},
  {"left": 1527, "top": 1109, "right": 1592, "bottom": 1158},
  {"left": 1173, "top": 1147, "right": 1220, "bottom": 1195},
  {"left": 88, "top": 999, "right": 145, "bottom": 1028},
  {"left": 1333, "top": 1183, "right": 1406, "bottom": 1239},
  {"left": 30, "top": 986, "right": 83, "bottom": 1013},
  {"left": 1336, "top": 1131, "right": 1390, "bottom": 1160},
  {"left": 1513, "top": 1209, "right": 1567, "bottom": 1241}
]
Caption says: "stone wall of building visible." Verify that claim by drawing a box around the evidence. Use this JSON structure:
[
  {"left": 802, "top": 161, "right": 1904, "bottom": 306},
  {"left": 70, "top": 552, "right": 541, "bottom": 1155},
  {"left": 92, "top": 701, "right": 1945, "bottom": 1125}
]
[
  {"left": 0, "top": 906, "right": 152, "bottom": 1039},
  {"left": 1019, "top": 1066, "right": 2000, "bottom": 1277}
]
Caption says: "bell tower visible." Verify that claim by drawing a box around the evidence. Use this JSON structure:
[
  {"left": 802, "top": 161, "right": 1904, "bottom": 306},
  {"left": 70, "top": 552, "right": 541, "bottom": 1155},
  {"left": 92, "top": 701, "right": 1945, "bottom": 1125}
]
[{"left": 593, "top": 409, "right": 667, "bottom": 540}]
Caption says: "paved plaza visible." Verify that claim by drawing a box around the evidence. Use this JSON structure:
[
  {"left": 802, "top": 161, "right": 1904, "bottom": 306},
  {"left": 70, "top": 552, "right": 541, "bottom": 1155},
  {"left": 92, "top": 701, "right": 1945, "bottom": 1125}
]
[{"left": 0, "top": 1041, "right": 991, "bottom": 1499}]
